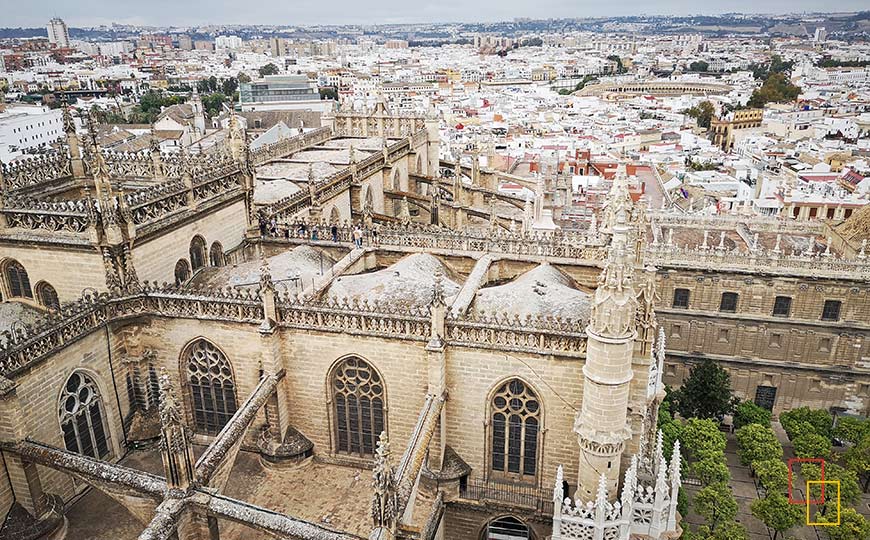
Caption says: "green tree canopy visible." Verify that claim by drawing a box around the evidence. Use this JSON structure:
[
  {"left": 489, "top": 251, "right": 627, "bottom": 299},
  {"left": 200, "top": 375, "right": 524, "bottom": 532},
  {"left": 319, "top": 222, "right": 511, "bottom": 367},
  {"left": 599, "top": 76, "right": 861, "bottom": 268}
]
[
  {"left": 684, "top": 100, "right": 715, "bottom": 129},
  {"left": 201, "top": 93, "right": 229, "bottom": 117},
  {"left": 237, "top": 72, "right": 252, "bottom": 83},
  {"left": 779, "top": 407, "right": 833, "bottom": 439},
  {"left": 692, "top": 456, "right": 731, "bottom": 486},
  {"left": 793, "top": 432, "right": 833, "bottom": 460},
  {"left": 834, "top": 417, "right": 869, "bottom": 445},
  {"left": 672, "top": 359, "right": 737, "bottom": 420},
  {"left": 259, "top": 63, "right": 279, "bottom": 77},
  {"left": 750, "top": 492, "right": 803, "bottom": 540},
  {"left": 688, "top": 60, "right": 710, "bottom": 72},
  {"left": 752, "top": 459, "right": 788, "bottom": 494},
  {"left": 802, "top": 462, "right": 862, "bottom": 506},
  {"left": 681, "top": 418, "right": 727, "bottom": 461},
  {"left": 693, "top": 482, "right": 738, "bottom": 529},
  {"left": 687, "top": 522, "right": 749, "bottom": 540},
  {"left": 735, "top": 424, "right": 783, "bottom": 466},
  {"left": 733, "top": 400, "right": 772, "bottom": 429},
  {"left": 747, "top": 72, "right": 801, "bottom": 108},
  {"left": 842, "top": 433, "right": 870, "bottom": 492},
  {"left": 820, "top": 507, "right": 870, "bottom": 540}
]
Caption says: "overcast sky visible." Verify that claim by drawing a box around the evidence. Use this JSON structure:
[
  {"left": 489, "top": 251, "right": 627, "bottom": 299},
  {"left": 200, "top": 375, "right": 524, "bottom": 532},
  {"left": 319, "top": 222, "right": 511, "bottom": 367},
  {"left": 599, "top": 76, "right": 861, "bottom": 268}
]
[{"left": 1, "top": 0, "right": 861, "bottom": 28}]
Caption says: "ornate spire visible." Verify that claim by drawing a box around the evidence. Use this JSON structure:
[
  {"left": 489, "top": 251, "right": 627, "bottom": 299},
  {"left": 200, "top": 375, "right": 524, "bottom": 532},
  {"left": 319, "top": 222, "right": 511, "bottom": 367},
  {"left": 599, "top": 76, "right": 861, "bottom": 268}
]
[
  {"left": 157, "top": 369, "right": 196, "bottom": 491},
  {"left": 158, "top": 370, "right": 183, "bottom": 429},
  {"left": 398, "top": 196, "right": 411, "bottom": 225},
  {"left": 62, "top": 105, "right": 76, "bottom": 134},
  {"left": 431, "top": 270, "right": 445, "bottom": 308},
  {"left": 307, "top": 164, "right": 317, "bottom": 205},
  {"left": 259, "top": 254, "right": 274, "bottom": 293},
  {"left": 371, "top": 431, "right": 398, "bottom": 531},
  {"left": 602, "top": 161, "right": 633, "bottom": 234},
  {"left": 553, "top": 464, "right": 564, "bottom": 503}
]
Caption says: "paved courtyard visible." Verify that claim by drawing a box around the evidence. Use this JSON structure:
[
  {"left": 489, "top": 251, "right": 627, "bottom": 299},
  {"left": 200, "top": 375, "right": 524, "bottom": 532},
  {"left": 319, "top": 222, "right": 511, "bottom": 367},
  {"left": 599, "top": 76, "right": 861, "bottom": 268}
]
[{"left": 682, "top": 425, "right": 870, "bottom": 540}]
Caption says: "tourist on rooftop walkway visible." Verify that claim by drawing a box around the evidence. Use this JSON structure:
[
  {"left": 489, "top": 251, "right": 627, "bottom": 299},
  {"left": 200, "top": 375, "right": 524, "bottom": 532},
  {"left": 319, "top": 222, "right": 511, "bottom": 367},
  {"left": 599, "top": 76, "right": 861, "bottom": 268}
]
[{"left": 331, "top": 224, "right": 339, "bottom": 242}]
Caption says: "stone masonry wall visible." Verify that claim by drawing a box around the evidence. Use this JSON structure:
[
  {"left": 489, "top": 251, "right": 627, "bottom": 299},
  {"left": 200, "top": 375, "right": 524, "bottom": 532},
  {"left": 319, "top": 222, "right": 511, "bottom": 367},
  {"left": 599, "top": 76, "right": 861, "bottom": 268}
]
[
  {"left": 0, "top": 244, "right": 105, "bottom": 303},
  {"left": 133, "top": 200, "right": 248, "bottom": 286}
]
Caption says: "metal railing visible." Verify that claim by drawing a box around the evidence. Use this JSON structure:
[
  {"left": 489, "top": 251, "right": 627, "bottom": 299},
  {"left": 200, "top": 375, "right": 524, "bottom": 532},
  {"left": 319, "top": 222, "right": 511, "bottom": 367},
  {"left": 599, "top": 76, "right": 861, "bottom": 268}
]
[{"left": 459, "top": 478, "right": 554, "bottom": 515}]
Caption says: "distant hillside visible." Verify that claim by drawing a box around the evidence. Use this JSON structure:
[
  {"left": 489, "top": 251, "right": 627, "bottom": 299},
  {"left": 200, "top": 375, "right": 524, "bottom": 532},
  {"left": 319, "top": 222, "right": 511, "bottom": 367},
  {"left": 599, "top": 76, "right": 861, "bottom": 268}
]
[{"left": 0, "top": 27, "right": 47, "bottom": 39}]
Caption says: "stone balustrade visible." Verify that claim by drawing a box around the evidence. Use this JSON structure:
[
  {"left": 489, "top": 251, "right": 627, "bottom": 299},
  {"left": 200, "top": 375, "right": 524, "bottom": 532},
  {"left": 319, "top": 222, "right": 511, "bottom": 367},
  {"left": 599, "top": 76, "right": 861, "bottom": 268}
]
[
  {"left": 0, "top": 279, "right": 593, "bottom": 378},
  {"left": 648, "top": 209, "right": 825, "bottom": 235},
  {"left": 1, "top": 151, "right": 72, "bottom": 191},
  {"left": 552, "top": 443, "right": 681, "bottom": 540},
  {"left": 250, "top": 127, "right": 333, "bottom": 166},
  {"left": 1, "top": 194, "right": 95, "bottom": 234},
  {"left": 647, "top": 239, "right": 870, "bottom": 280}
]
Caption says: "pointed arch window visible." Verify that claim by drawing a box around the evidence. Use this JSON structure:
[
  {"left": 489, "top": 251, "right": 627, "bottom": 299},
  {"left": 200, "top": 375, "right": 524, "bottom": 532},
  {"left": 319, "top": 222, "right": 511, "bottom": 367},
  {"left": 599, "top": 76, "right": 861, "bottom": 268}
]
[
  {"left": 189, "top": 236, "right": 207, "bottom": 271},
  {"left": 174, "top": 259, "right": 191, "bottom": 286},
  {"left": 490, "top": 379, "right": 541, "bottom": 481},
  {"left": 36, "top": 281, "right": 60, "bottom": 310},
  {"left": 6, "top": 260, "right": 32, "bottom": 299},
  {"left": 331, "top": 356, "right": 385, "bottom": 456},
  {"left": 184, "top": 339, "right": 238, "bottom": 435},
  {"left": 59, "top": 372, "right": 112, "bottom": 459},
  {"left": 209, "top": 242, "right": 224, "bottom": 267}
]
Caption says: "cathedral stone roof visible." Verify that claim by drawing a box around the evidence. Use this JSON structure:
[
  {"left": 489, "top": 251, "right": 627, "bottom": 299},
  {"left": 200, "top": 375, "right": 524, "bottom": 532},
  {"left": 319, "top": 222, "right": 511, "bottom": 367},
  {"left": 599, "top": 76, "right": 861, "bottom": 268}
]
[
  {"left": 0, "top": 301, "right": 44, "bottom": 334},
  {"left": 326, "top": 253, "right": 461, "bottom": 309},
  {"left": 472, "top": 263, "right": 591, "bottom": 321},
  {"left": 188, "top": 245, "right": 336, "bottom": 291}
]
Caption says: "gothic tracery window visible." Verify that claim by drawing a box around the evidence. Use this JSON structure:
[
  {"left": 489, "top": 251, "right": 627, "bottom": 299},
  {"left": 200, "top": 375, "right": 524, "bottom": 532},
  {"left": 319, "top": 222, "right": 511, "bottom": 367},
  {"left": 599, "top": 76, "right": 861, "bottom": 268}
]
[
  {"left": 490, "top": 379, "right": 541, "bottom": 481},
  {"left": 5, "top": 260, "right": 33, "bottom": 299},
  {"left": 59, "top": 372, "right": 112, "bottom": 459},
  {"left": 184, "top": 339, "right": 238, "bottom": 435},
  {"left": 331, "top": 356, "right": 385, "bottom": 456}
]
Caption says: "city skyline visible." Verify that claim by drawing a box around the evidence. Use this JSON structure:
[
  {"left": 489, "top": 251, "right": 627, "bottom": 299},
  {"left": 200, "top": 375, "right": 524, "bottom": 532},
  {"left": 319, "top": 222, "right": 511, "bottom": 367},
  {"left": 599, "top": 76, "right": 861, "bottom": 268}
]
[{"left": 2, "top": 1, "right": 869, "bottom": 28}]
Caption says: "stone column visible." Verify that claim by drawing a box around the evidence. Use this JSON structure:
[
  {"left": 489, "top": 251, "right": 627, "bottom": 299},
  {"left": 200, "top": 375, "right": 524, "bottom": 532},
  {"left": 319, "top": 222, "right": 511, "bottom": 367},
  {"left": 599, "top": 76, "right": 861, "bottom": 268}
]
[{"left": 426, "top": 274, "right": 447, "bottom": 469}]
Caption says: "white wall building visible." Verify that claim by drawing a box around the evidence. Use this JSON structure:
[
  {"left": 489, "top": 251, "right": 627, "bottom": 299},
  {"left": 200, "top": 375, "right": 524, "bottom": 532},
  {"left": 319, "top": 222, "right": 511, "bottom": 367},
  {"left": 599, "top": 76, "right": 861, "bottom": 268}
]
[
  {"left": 0, "top": 104, "right": 65, "bottom": 161},
  {"left": 47, "top": 18, "right": 70, "bottom": 48}
]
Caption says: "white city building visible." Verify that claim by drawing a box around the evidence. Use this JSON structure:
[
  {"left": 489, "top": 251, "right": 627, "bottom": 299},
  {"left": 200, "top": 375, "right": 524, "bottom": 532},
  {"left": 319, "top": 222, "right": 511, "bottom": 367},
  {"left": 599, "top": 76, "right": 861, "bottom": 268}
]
[
  {"left": 0, "top": 104, "right": 65, "bottom": 161},
  {"left": 47, "top": 18, "right": 70, "bottom": 48}
]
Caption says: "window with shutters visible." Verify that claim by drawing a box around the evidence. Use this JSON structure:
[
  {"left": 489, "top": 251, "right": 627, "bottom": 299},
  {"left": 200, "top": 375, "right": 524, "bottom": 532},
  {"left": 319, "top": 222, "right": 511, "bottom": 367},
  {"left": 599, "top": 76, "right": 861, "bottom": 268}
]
[
  {"left": 184, "top": 339, "right": 238, "bottom": 435},
  {"left": 489, "top": 379, "right": 541, "bottom": 482},
  {"left": 331, "top": 356, "right": 385, "bottom": 457},
  {"left": 5, "top": 260, "right": 32, "bottom": 299},
  {"left": 59, "top": 372, "right": 112, "bottom": 459}
]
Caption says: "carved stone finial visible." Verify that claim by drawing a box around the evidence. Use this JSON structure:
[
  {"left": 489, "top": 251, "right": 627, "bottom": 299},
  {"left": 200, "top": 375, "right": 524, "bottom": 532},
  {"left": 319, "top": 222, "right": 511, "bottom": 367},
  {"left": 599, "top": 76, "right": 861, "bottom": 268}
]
[
  {"left": 62, "top": 105, "right": 76, "bottom": 134},
  {"left": 371, "top": 431, "right": 398, "bottom": 531},
  {"left": 595, "top": 473, "right": 608, "bottom": 504},
  {"left": 431, "top": 270, "right": 445, "bottom": 308},
  {"left": 259, "top": 254, "right": 274, "bottom": 292},
  {"left": 158, "top": 369, "right": 183, "bottom": 428}
]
